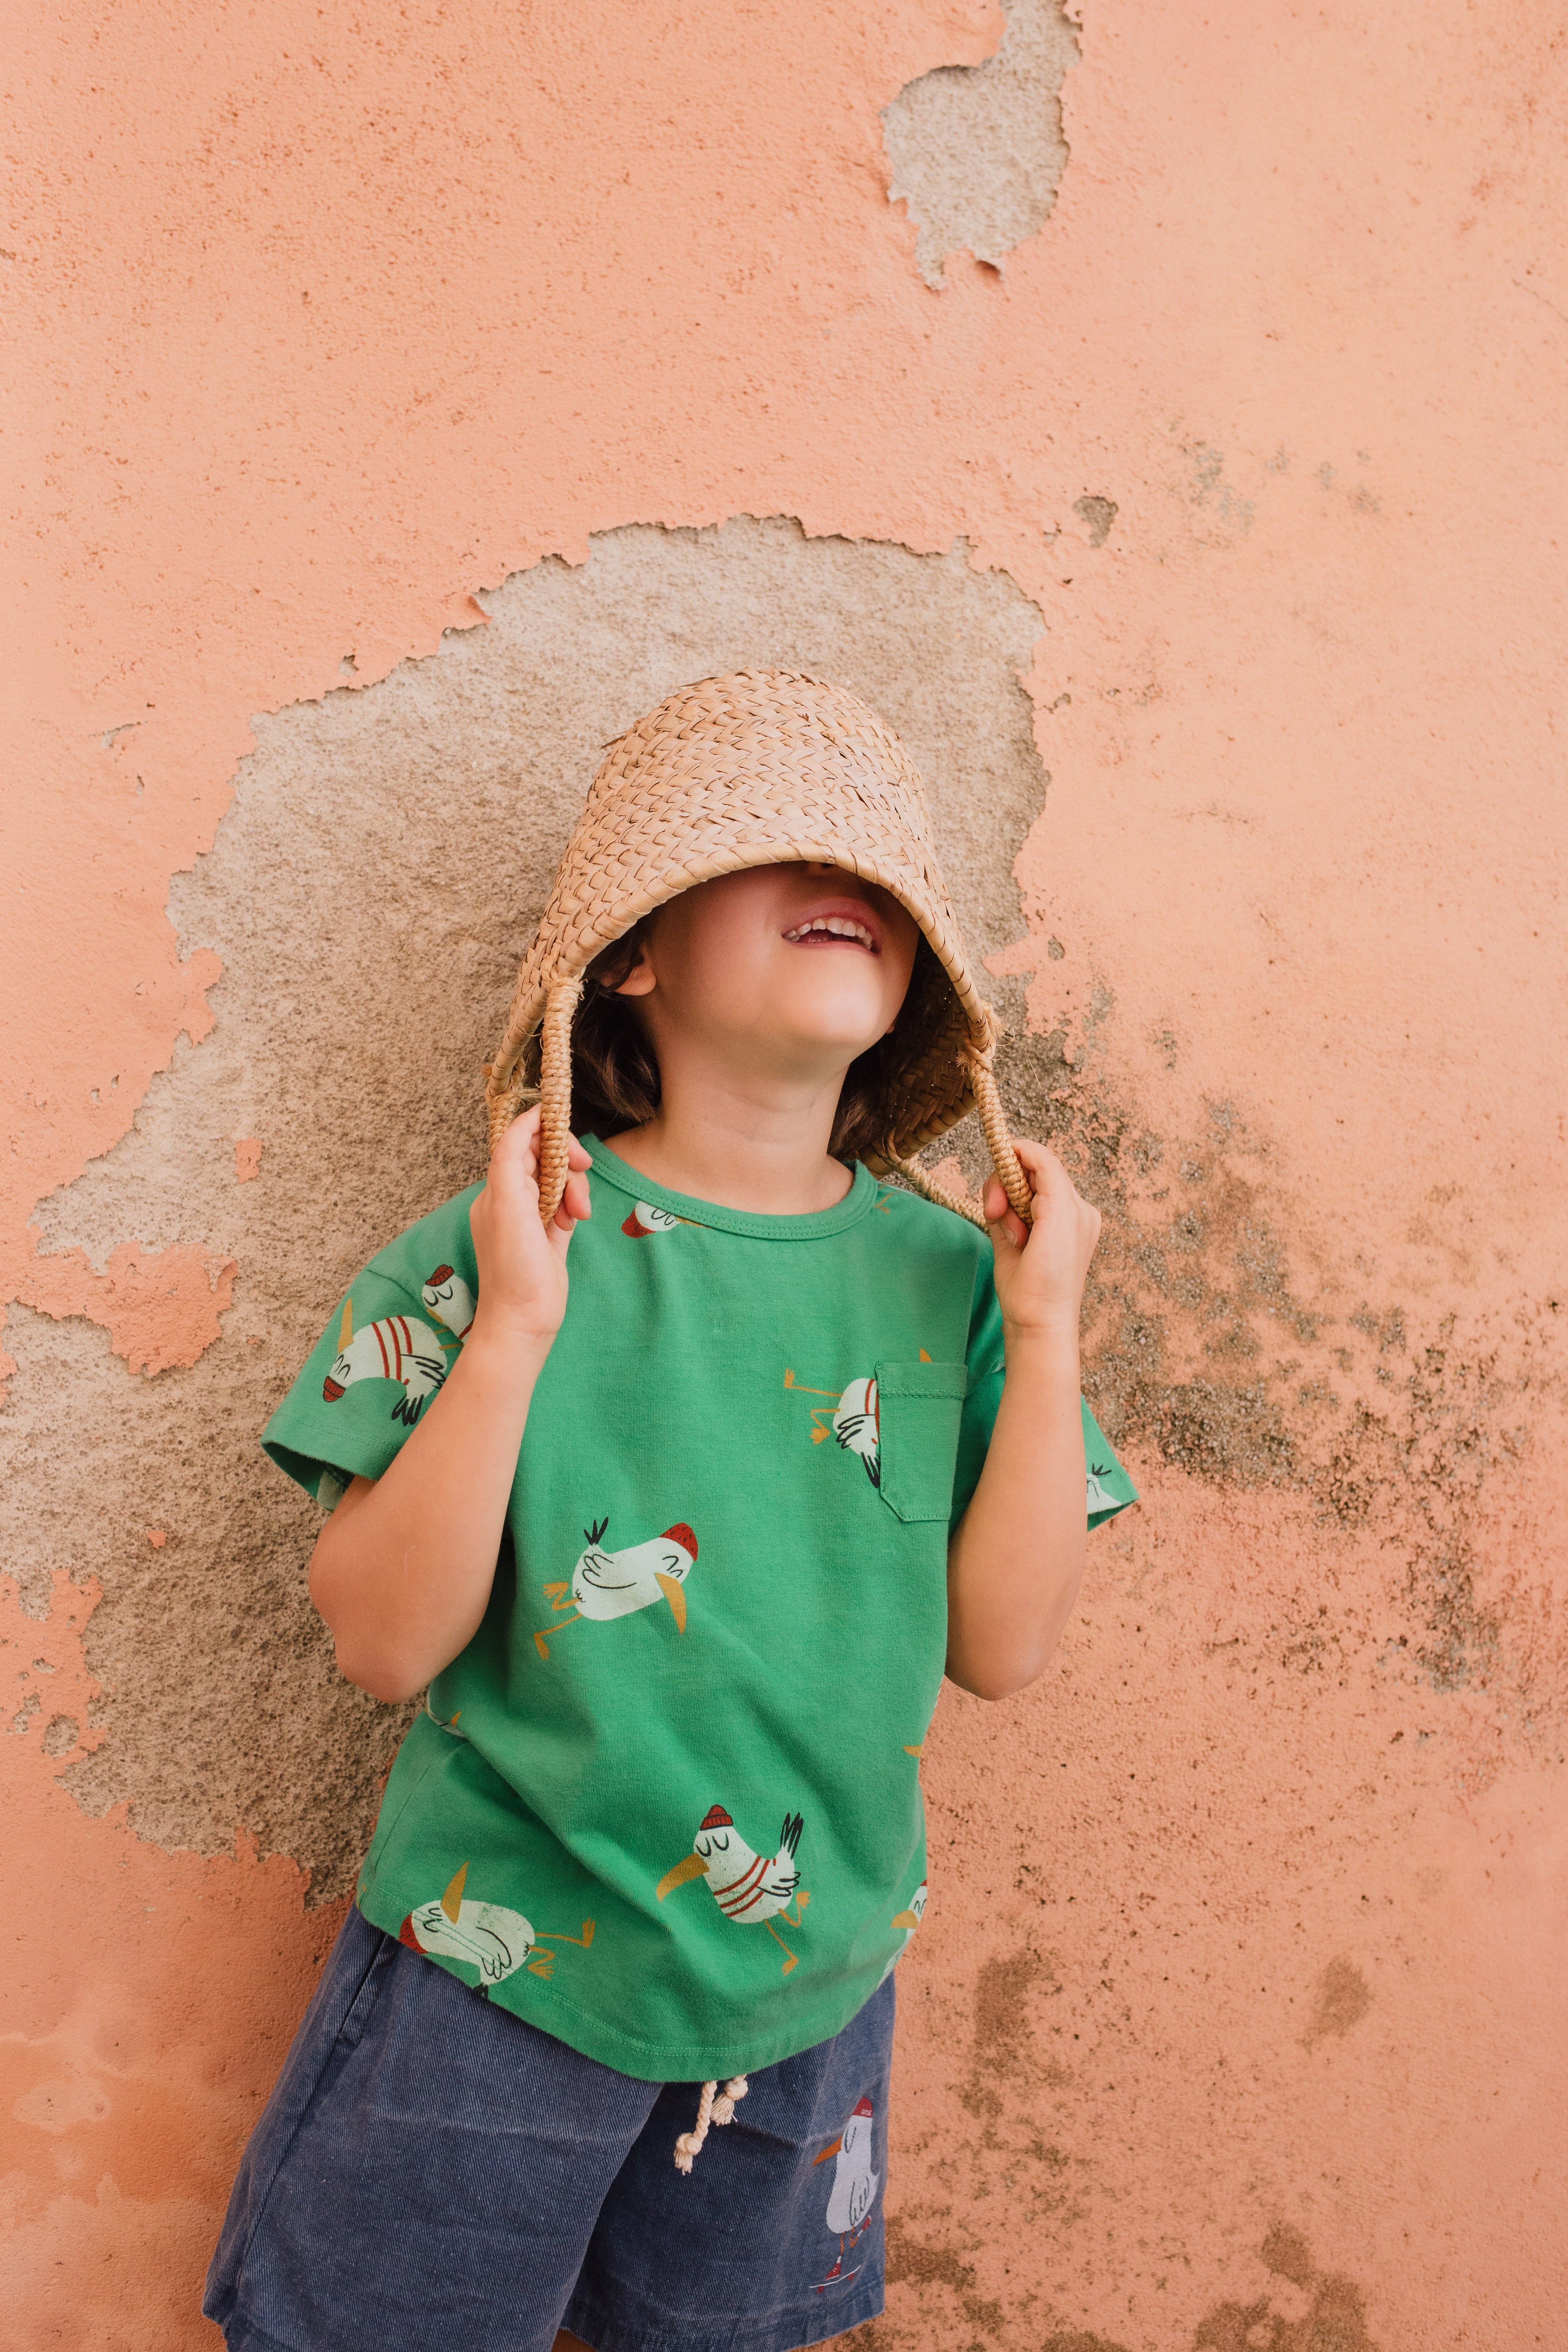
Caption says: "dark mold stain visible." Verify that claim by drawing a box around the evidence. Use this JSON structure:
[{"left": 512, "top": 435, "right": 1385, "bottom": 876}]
[
  {"left": 1072, "top": 494, "right": 1118, "bottom": 547},
  {"left": 964, "top": 1945, "right": 1057, "bottom": 2117},
  {"left": 882, "top": 2213, "right": 1005, "bottom": 2339},
  {"left": 1302, "top": 1957, "right": 1372, "bottom": 2051},
  {"left": 1193, "top": 2223, "right": 1381, "bottom": 2350},
  {"left": 947, "top": 1019, "right": 1558, "bottom": 1717}
]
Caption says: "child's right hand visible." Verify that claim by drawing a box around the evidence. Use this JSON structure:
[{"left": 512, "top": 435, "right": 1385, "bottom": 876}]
[{"left": 468, "top": 1104, "right": 593, "bottom": 1350}]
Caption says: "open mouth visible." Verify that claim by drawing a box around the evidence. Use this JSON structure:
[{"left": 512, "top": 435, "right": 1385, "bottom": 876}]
[{"left": 782, "top": 913, "right": 879, "bottom": 952}]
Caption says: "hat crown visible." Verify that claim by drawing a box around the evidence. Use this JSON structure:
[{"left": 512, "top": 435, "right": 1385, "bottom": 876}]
[{"left": 484, "top": 668, "right": 1033, "bottom": 1234}]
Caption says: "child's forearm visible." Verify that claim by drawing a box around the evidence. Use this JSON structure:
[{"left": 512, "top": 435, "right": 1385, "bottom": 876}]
[
  {"left": 945, "top": 1317, "right": 1087, "bottom": 1700},
  {"left": 309, "top": 1320, "right": 551, "bottom": 1701}
]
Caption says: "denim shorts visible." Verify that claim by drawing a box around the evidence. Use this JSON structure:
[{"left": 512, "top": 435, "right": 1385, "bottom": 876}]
[{"left": 204, "top": 1905, "right": 892, "bottom": 2352}]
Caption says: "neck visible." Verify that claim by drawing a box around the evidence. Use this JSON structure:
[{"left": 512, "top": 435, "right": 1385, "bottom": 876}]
[{"left": 600, "top": 1060, "right": 855, "bottom": 1216}]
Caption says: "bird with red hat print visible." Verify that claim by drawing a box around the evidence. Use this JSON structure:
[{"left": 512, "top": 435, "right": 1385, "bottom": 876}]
[
  {"left": 783, "top": 1353, "right": 937, "bottom": 1490},
  {"left": 621, "top": 1200, "right": 688, "bottom": 1239},
  {"left": 655, "top": 1804, "right": 810, "bottom": 1974},
  {"left": 812, "top": 2094, "right": 881, "bottom": 2289},
  {"left": 783, "top": 1366, "right": 881, "bottom": 1486},
  {"left": 420, "top": 1264, "right": 476, "bottom": 1340},
  {"left": 398, "top": 1863, "right": 594, "bottom": 1990},
  {"left": 321, "top": 1297, "right": 449, "bottom": 1426},
  {"left": 534, "top": 1516, "right": 698, "bottom": 1658}
]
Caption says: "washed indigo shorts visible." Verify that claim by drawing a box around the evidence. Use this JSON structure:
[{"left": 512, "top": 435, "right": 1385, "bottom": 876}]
[{"left": 204, "top": 1905, "right": 892, "bottom": 2352}]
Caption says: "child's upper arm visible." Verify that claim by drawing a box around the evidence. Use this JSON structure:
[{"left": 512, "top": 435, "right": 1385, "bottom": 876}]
[{"left": 948, "top": 1247, "right": 1139, "bottom": 1532}]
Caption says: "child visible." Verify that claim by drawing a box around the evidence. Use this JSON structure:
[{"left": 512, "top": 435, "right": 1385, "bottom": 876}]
[{"left": 205, "top": 670, "right": 1136, "bottom": 2352}]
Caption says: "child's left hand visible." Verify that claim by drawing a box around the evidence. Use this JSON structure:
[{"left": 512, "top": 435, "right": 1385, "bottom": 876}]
[{"left": 982, "top": 1139, "right": 1101, "bottom": 1335}]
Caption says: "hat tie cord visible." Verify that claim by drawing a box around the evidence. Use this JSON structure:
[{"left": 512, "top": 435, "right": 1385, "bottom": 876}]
[
  {"left": 534, "top": 976, "right": 582, "bottom": 1225},
  {"left": 674, "top": 2073, "right": 749, "bottom": 2173},
  {"left": 961, "top": 1031, "right": 1034, "bottom": 1227},
  {"left": 885, "top": 1027, "right": 1033, "bottom": 1231}
]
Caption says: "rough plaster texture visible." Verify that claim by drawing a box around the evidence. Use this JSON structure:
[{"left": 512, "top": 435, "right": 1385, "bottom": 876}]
[
  {"left": 14, "top": 516, "right": 1047, "bottom": 1890},
  {"left": 882, "top": 0, "right": 1079, "bottom": 286},
  {"left": 4, "top": 0, "right": 1567, "bottom": 2345}
]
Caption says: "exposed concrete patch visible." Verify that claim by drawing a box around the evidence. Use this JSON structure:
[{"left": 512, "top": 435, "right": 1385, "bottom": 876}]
[
  {"left": 9, "top": 517, "right": 1047, "bottom": 1895},
  {"left": 881, "top": 0, "right": 1079, "bottom": 288},
  {"left": 1072, "top": 495, "right": 1118, "bottom": 549}
]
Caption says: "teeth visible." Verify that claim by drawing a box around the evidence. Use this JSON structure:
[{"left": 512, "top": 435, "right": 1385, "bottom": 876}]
[{"left": 784, "top": 916, "right": 875, "bottom": 947}]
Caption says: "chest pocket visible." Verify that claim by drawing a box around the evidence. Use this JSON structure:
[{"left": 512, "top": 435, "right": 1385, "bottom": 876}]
[{"left": 874, "top": 1359, "right": 969, "bottom": 1524}]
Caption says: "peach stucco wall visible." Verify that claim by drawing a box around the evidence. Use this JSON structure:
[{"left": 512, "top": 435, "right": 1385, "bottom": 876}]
[{"left": 4, "top": 4, "right": 1565, "bottom": 2346}]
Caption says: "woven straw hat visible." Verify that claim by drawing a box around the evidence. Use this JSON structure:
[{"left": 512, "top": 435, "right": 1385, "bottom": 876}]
[{"left": 487, "top": 669, "right": 1030, "bottom": 1231}]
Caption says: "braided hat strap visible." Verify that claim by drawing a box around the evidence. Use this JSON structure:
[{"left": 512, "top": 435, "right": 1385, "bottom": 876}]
[
  {"left": 963, "top": 1031, "right": 1034, "bottom": 1227},
  {"left": 535, "top": 977, "right": 582, "bottom": 1225},
  {"left": 882, "top": 1148, "right": 987, "bottom": 1230},
  {"left": 490, "top": 995, "right": 1034, "bottom": 1233}
]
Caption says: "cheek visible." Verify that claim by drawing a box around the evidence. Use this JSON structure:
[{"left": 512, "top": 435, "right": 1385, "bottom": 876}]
[{"left": 657, "top": 884, "right": 778, "bottom": 1007}]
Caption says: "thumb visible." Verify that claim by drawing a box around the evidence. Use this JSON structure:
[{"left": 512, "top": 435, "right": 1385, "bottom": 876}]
[{"left": 983, "top": 1173, "right": 1029, "bottom": 1252}]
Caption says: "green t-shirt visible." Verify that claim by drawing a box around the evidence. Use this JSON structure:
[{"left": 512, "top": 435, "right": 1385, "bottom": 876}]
[{"left": 263, "top": 1141, "right": 1137, "bottom": 2080}]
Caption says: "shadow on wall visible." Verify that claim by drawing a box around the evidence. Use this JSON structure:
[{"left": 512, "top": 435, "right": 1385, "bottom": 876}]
[{"left": 5, "top": 517, "right": 1047, "bottom": 1899}]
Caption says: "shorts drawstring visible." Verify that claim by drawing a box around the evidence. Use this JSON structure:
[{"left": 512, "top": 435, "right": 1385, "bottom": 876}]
[{"left": 673, "top": 2074, "right": 749, "bottom": 2172}]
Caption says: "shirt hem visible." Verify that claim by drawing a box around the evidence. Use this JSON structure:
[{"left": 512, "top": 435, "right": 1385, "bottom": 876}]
[{"left": 355, "top": 1891, "right": 888, "bottom": 2084}]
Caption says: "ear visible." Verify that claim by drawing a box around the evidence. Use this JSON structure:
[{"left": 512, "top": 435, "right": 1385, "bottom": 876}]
[{"left": 612, "top": 939, "right": 657, "bottom": 999}]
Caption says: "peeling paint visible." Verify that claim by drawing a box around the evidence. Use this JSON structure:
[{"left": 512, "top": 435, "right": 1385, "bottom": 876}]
[
  {"left": 11, "top": 1234, "right": 235, "bottom": 1380},
  {"left": 9, "top": 517, "right": 1047, "bottom": 1896},
  {"left": 7, "top": 0, "right": 1567, "bottom": 2340},
  {"left": 882, "top": 0, "right": 1079, "bottom": 287}
]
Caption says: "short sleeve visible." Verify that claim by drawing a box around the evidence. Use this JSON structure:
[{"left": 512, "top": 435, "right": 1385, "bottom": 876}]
[
  {"left": 948, "top": 1256, "right": 1140, "bottom": 1533},
  {"left": 951, "top": 1256, "right": 1006, "bottom": 1528},
  {"left": 1082, "top": 1399, "right": 1138, "bottom": 1530},
  {"left": 262, "top": 1262, "right": 461, "bottom": 1505}
]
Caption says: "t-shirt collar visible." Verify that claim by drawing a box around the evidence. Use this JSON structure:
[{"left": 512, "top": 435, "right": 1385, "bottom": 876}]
[{"left": 581, "top": 1135, "right": 879, "bottom": 1242}]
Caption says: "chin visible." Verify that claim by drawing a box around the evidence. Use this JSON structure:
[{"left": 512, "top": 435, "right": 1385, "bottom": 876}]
[
  {"left": 774, "top": 1017, "right": 886, "bottom": 1066},
  {"left": 768, "top": 986, "right": 891, "bottom": 1053}
]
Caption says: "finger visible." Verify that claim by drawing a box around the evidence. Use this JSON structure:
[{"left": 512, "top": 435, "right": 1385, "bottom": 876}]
[
  {"left": 490, "top": 1100, "right": 543, "bottom": 1174},
  {"left": 982, "top": 1174, "right": 1029, "bottom": 1252},
  {"left": 558, "top": 1170, "right": 593, "bottom": 1225},
  {"left": 1009, "top": 1136, "right": 1068, "bottom": 1197},
  {"left": 485, "top": 1148, "right": 542, "bottom": 1213},
  {"left": 1010, "top": 1137, "right": 1093, "bottom": 1217},
  {"left": 565, "top": 1131, "right": 593, "bottom": 1172}
]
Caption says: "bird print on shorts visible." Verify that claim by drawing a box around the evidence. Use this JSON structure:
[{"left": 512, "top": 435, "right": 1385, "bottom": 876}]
[
  {"left": 813, "top": 2096, "right": 881, "bottom": 2290},
  {"left": 398, "top": 1864, "right": 594, "bottom": 1989},
  {"left": 534, "top": 1517, "right": 698, "bottom": 1658},
  {"left": 656, "top": 1804, "right": 810, "bottom": 1974}
]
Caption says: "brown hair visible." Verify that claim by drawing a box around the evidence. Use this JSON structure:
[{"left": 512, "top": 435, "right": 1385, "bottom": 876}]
[{"left": 516, "top": 910, "right": 953, "bottom": 1167}]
